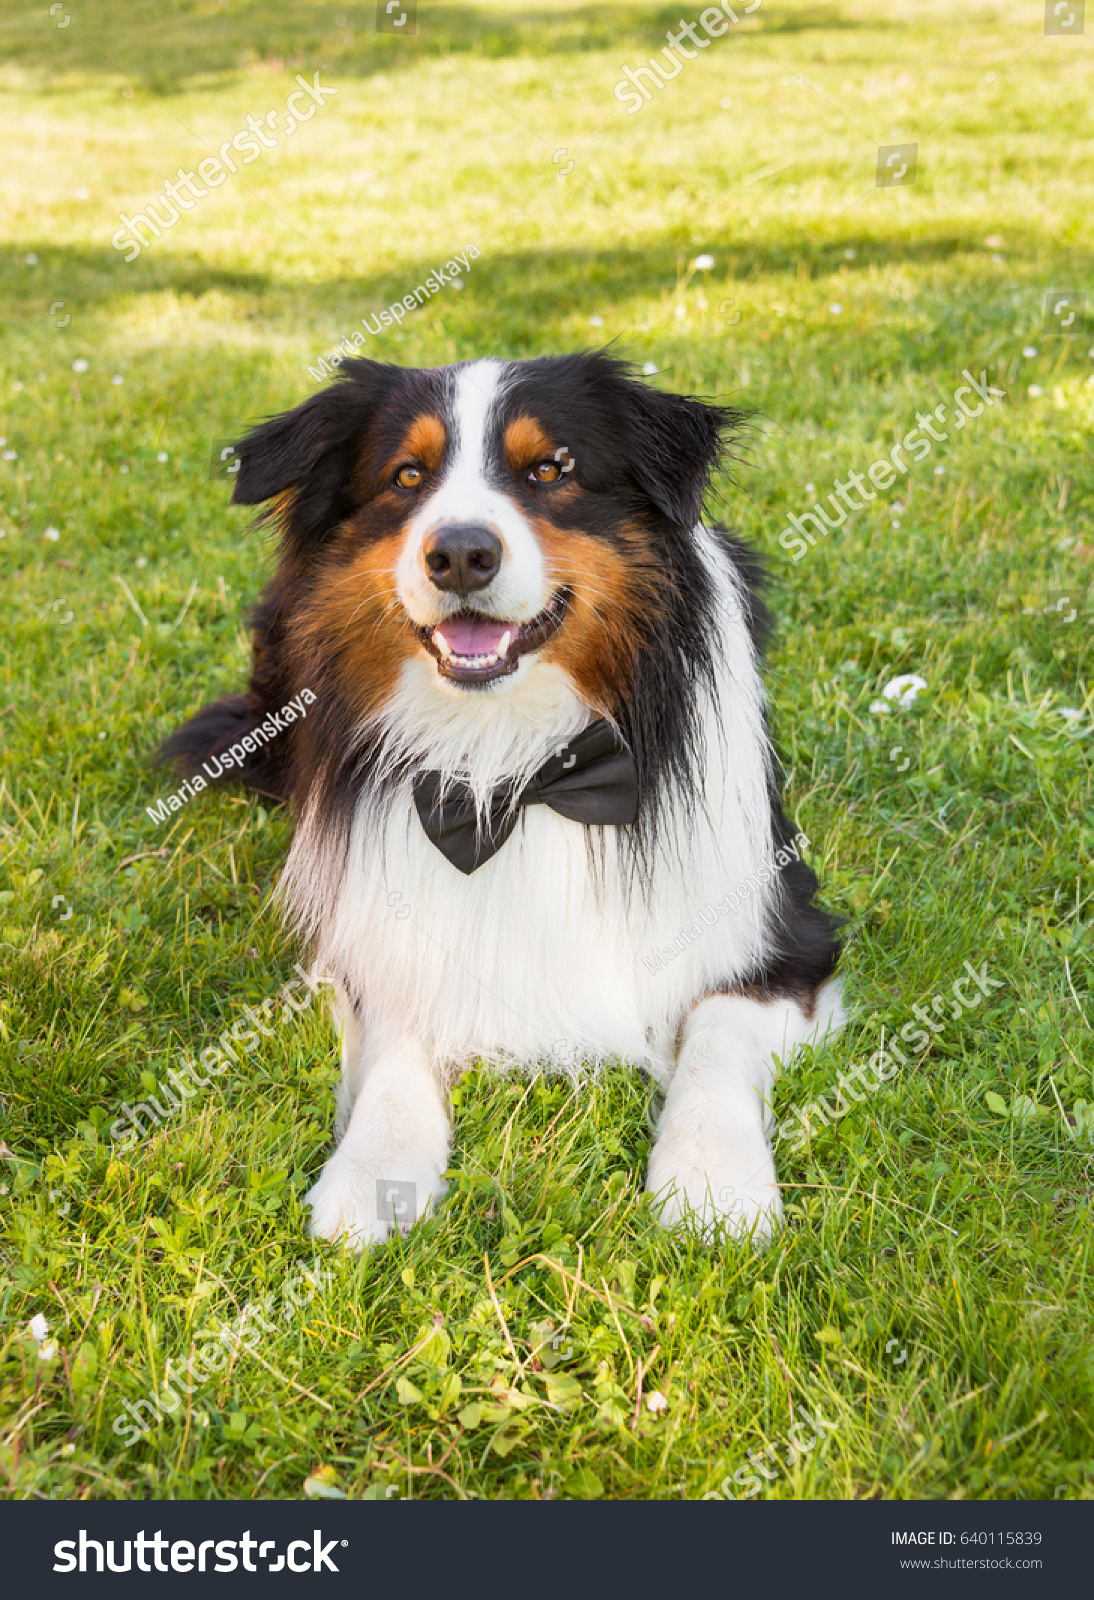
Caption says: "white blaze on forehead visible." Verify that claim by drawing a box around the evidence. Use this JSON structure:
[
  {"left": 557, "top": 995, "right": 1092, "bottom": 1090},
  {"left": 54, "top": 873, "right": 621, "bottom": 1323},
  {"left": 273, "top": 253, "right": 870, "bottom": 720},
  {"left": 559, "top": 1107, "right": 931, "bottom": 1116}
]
[
  {"left": 395, "top": 358, "right": 552, "bottom": 628},
  {"left": 449, "top": 359, "right": 505, "bottom": 479}
]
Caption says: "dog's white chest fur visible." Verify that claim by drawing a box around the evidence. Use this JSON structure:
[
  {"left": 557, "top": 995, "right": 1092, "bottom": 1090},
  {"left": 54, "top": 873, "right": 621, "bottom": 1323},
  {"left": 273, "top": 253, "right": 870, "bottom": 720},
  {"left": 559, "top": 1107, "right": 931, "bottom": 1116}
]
[
  {"left": 322, "top": 783, "right": 771, "bottom": 1076},
  {"left": 289, "top": 546, "right": 778, "bottom": 1079}
]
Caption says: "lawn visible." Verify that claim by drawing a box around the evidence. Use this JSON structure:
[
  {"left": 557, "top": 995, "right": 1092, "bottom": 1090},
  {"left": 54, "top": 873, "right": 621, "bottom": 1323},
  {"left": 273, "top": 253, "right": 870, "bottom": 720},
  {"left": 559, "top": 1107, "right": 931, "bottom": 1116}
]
[{"left": 0, "top": 0, "right": 1092, "bottom": 1502}]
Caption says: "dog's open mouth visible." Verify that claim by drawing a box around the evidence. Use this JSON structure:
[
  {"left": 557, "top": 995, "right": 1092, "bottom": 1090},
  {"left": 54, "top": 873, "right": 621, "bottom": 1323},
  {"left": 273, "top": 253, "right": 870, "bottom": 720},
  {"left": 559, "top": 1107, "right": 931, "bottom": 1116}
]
[{"left": 414, "top": 589, "right": 569, "bottom": 685}]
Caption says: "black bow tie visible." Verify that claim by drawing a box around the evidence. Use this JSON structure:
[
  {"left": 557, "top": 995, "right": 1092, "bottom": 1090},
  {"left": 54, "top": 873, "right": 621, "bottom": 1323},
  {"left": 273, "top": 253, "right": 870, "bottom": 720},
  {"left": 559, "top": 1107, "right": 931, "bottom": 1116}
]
[{"left": 412, "top": 719, "right": 638, "bottom": 874}]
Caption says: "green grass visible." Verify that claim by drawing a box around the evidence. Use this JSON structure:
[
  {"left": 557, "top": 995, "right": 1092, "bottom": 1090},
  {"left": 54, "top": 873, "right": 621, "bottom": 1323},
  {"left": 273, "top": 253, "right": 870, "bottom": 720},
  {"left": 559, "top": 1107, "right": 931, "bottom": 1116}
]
[{"left": 1, "top": 0, "right": 1093, "bottom": 1501}]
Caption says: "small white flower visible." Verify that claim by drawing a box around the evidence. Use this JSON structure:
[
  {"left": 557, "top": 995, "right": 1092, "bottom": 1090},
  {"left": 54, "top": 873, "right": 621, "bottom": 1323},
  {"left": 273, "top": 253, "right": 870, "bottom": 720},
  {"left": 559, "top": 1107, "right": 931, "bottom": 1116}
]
[
  {"left": 61, "top": 1443, "right": 75, "bottom": 1456},
  {"left": 882, "top": 673, "right": 928, "bottom": 708},
  {"left": 1057, "top": 707, "right": 1084, "bottom": 724},
  {"left": 29, "top": 1313, "right": 49, "bottom": 1343},
  {"left": 891, "top": 519, "right": 901, "bottom": 528},
  {"left": 646, "top": 1390, "right": 668, "bottom": 1413},
  {"left": 40, "top": 1340, "right": 58, "bottom": 1361},
  {"left": 869, "top": 699, "right": 892, "bottom": 715},
  {"left": 1022, "top": 346, "right": 1038, "bottom": 358},
  {"left": 25, "top": 253, "right": 38, "bottom": 265},
  {"left": 1028, "top": 384, "right": 1044, "bottom": 398},
  {"left": 98, "top": 731, "right": 107, "bottom": 740},
  {"left": 589, "top": 315, "right": 604, "bottom": 327},
  {"left": 694, "top": 254, "right": 715, "bottom": 270},
  {"left": 934, "top": 465, "right": 945, "bottom": 475},
  {"left": 111, "top": 373, "right": 124, "bottom": 385},
  {"left": 119, "top": 464, "right": 129, "bottom": 473},
  {"left": 893, "top": 501, "right": 905, "bottom": 513},
  {"left": 137, "top": 555, "right": 148, "bottom": 567},
  {"left": 844, "top": 248, "right": 856, "bottom": 260},
  {"left": 642, "top": 361, "right": 658, "bottom": 376},
  {"left": 992, "top": 254, "right": 1004, "bottom": 263},
  {"left": 44, "top": 526, "right": 60, "bottom": 541},
  {"left": 2, "top": 449, "right": 16, "bottom": 460},
  {"left": 12, "top": 381, "right": 23, "bottom": 392},
  {"left": 71, "top": 358, "right": 89, "bottom": 373},
  {"left": 805, "top": 482, "right": 815, "bottom": 493},
  {"left": 452, "top": 279, "right": 463, "bottom": 290},
  {"left": 157, "top": 451, "right": 168, "bottom": 462},
  {"left": 829, "top": 303, "right": 842, "bottom": 315}
]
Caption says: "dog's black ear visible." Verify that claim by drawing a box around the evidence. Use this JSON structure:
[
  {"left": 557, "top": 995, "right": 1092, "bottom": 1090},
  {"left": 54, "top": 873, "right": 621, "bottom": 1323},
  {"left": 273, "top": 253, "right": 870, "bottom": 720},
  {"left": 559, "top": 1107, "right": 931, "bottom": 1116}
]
[
  {"left": 230, "top": 392, "right": 337, "bottom": 506},
  {"left": 574, "top": 352, "right": 746, "bottom": 529},
  {"left": 229, "top": 360, "right": 403, "bottom": 541},
  {"left": 620, "top": 376, "right": 746, "bottom": 529}
]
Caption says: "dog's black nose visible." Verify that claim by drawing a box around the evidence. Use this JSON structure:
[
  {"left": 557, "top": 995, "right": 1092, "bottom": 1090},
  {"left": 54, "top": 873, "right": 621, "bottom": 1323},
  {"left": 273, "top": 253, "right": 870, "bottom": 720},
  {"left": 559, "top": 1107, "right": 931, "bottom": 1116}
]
[{"left": 423, "top": 524, "right": 503, "bottom": 595}]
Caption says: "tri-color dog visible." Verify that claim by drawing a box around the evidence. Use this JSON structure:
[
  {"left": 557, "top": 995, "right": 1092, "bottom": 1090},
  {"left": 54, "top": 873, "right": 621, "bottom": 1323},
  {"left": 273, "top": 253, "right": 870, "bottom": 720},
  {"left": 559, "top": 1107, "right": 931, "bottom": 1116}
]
[{"left": 164, "top": 353, "right": 843, "bottom": 1247}]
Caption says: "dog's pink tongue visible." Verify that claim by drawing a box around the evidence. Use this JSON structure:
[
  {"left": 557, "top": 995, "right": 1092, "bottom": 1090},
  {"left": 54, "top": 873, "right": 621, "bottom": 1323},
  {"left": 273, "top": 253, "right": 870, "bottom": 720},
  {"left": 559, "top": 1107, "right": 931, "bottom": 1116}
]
[{"left": 436, "top": 616, "right": 511, "bottom": 656}]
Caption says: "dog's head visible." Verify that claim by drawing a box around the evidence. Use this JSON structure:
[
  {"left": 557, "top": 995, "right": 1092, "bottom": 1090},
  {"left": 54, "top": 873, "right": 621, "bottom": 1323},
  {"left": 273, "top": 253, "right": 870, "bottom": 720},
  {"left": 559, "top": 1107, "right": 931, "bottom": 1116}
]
[{"left": 232, "top": 353, "right": 743, "bottom": 742}]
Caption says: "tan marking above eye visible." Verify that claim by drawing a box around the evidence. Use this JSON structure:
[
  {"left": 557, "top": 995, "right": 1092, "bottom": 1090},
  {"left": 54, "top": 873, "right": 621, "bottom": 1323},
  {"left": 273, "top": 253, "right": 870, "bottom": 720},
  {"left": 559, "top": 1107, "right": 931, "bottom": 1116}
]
[
  {"left": 504, "top": 415, "right": 554, "bottom": 471},
  {"left": 395, "top": 463, "right": 423, "bottom": 488},
  {"left": 531, "top": 460, "right": 562, "bottom": 483},
  {"left": 398, "top": 414, "right": 446, "bottom": 473},
  {"left": 356, "top": 413, "right": 446, "bottom": 498}
]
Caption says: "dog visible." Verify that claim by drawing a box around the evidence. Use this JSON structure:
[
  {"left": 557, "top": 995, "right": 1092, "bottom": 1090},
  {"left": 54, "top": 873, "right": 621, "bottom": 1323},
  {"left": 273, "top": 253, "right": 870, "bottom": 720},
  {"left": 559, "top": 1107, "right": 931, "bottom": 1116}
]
[{"left": 163, "top": 352, "right": 843, "bottom": 1248}]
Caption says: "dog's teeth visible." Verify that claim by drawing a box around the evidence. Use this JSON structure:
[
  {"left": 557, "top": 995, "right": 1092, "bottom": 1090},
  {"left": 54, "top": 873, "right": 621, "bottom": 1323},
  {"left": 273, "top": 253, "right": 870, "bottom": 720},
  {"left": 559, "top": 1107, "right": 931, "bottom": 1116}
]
[
  {"left": 433, "top": 630, "right": 452, "bottom": 658},
  {"left": 496, "top": 630, "right": 512, "bottom": 659}
]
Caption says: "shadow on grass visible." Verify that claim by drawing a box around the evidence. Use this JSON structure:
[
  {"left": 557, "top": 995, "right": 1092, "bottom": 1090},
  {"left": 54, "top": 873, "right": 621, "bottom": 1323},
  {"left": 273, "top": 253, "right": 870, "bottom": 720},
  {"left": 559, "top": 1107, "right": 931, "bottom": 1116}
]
[
  {"left": 5, "top": 227, "right": 1091, "bottom": 422},
  {"left": 0, "top": 226, "right": 1078, "bottom": 336},
  {"left": 3, "top": 0, "right": 879, "bottom": 94}
]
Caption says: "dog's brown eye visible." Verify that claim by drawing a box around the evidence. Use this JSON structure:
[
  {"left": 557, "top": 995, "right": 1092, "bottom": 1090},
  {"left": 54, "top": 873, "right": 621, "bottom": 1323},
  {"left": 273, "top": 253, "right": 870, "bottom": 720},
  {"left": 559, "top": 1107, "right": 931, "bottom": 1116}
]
[
  {"left": 530, "top": 460, "right": 562, "bottom": 483},
  {"left": 395, "top": 463, "right": 423, "bottom": 489}
]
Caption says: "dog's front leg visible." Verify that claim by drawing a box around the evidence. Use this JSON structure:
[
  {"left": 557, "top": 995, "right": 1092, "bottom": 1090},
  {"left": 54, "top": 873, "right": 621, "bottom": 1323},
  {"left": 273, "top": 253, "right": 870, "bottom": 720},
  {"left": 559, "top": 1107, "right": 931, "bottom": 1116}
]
[
  {"left": 305, "top": 1012, "right": 450, "bottom": 1249},
  {"left": 646, "top": 985, "right": 843, "bottom": 1245}
]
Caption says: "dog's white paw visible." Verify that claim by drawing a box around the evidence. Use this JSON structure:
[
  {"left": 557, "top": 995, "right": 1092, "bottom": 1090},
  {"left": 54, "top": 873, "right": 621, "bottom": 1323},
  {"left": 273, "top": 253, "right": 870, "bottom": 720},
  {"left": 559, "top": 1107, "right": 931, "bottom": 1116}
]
[
  {"left": 646, "top": 1144, "right": 783, "bottom": 1246},
  {"left": 305, "top": 1152, "right": 447, "bottom": 1250}
]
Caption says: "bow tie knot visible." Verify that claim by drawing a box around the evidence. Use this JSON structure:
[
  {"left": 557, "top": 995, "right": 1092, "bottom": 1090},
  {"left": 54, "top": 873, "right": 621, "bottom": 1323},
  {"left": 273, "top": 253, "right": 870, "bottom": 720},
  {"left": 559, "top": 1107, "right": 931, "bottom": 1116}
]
[{"left": 412, "top": 719, "right": 638, "bottom": 874}]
